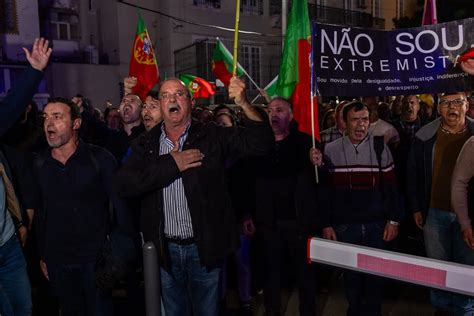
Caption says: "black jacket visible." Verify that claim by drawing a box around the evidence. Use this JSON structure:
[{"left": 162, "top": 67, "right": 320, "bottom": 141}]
[
  {"left": 252, "top": 131, "right": 320, "bottom": 235},
  {"left": 406, "top": 117, "right": 474, "bottom": 218},
  {"left": 114, "top": 118, "right": 273, "bottom": 270}
]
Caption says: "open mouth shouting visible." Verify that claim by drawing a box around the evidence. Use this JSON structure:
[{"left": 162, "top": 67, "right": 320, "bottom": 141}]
[{"left": 168, "top": 103, "right": 180, "bottom": 114}]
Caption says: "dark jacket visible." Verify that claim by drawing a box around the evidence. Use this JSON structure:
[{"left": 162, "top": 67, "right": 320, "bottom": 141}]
[
  {"left": 114, "top": 118, "right": 273, "bottom": 270},
  {"left": 34, "top": 141, "right": 132, "bottom": 264},
  {"left": 0, "top": 67, "right": 43, "bottom": 137},
  {"left": 253, "top": 131, "right": 319, "bottom": 235},
  {"left": 406, "top": 117, "right": 474, "bottom": 218}
]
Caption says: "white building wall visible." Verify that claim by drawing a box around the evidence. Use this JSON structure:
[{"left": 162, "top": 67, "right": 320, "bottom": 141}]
[{"left": 50, "top": 63, "right": 122, "bottom": 108}]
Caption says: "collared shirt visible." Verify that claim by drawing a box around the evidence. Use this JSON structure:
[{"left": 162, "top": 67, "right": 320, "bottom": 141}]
[
  {"left": 159, "top": 123, "right": 194, "bottom": 239},
  {"left": 320, "top": 126, "right": 344, "bottom": 150}
]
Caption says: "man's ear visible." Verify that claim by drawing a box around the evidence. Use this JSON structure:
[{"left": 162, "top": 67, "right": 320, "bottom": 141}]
[{"left": 73, "top": 118, "right": 82, "bottom": 130}]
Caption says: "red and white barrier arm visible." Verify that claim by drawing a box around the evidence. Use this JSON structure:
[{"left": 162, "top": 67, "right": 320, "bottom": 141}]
[{"left": 307, "top": 237, "right": 474, "bottom": 296}]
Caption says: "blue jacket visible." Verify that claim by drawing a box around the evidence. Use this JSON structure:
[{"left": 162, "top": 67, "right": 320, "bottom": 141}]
[
  {"left": 406, "top": 117, "right": 474, "bottom": 218},
  {"left": 0, "top": 66, "right": 43, "bottom": 137}
]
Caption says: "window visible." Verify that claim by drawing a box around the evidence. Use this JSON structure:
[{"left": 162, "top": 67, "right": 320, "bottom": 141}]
[
  {"left": 240, "top": 45, "right": 261, "bottom": 89},
  {"left": 193, "top": 0, "right": 220, "bottom": 9},
  {"left": 270, "top": 0, "right": 280, "bottom": 15},
  {"left": 356, "top": 0, "right": 367, "bottom": 9},
  {"left": 373, "top": 0, "right": 381, "bottom": 18},
  {"left": 344, "top": 0, "right": 352, "bottom": 11},
  {"left": 241, "top": 0, "right": 263, "bottom": 15},
  {"left": 50, "top": 12, "right": 79, "bottom": 40},
  {"left": 397, "top": 0, "right": 405, "bottom": 18},
  {"left": 0, "top": 0, "right": 19, "bottom": 34}
]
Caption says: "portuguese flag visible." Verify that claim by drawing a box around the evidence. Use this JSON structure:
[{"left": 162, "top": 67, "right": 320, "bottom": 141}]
[
  {"left": 211, "top": 40, "right": 244, "bottom": 86},
  {"left": 179, "top": 74, "right": 216, "bottom": 98},
  {"left": 274, "top": 0, "right": 319, "bottom": 139},
  {"left": 129, "top": 14, "right": 159, "bottom": 101}
]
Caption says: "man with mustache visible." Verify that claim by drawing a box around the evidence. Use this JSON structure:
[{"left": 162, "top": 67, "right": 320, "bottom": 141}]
[
  {"left": 114, "top": 77, "right": 273, "bottom": 316},
  {"left": 320, "top": 101, "right": 401, "bottom": 316},
  {"left": 407, "top": 92, "right": 474, "bottom": 315}
]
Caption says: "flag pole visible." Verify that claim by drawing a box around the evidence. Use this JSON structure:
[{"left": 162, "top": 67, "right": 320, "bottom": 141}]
[
  {"left": 232, "top": 0, "right": 241, "bottom": 76},
  {"left": 310, "top": 25, "right": 319, "bottom": 183}
]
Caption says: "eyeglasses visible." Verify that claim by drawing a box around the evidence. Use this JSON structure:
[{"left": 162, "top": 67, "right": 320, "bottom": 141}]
[
  {"left": 439, "top": 99, "right": 466, "bottom": 107},
  {"left": 158, "top": 91, "right": 188, "bottom": 101}
]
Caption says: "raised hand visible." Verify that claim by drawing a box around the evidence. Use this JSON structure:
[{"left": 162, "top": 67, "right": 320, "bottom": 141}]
[
  {"left": 228, "top": 77, "right": 250, "bottom": 107},
  {"left": 169, "top": 141, "right": 204, "bottom": 172},
  {"left": 124, "top": 76, "right": 138, "bottom": 94},
  {"left": 309, "top": 147, "right": 323, "bottom": 166},
  {"left": 22, "top": 38, "right": 52, "bottom": 72}
]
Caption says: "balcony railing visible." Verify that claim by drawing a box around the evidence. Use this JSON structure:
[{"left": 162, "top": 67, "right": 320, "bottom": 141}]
[
  {"left": 270, "top": 3, "right": 385, "bottom": 30},
  {"left": 193, "top": 0, "right": 220, "bottom": 9},
  {"left": 308, "top": 4, "right": 385, "bottom": 29}
]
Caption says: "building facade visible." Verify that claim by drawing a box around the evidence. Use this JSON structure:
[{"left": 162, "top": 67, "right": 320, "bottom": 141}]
[{"left": 0, "top": 0, "right": 417, "bottom": 108}]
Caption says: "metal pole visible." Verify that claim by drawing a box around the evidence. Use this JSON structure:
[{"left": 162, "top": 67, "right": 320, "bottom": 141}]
[
  {"left": 143, "top": 242, "right": 161, "bottom": 316},
  {"left": 282, "top": 0, "right": 287, "bottom": 50}
]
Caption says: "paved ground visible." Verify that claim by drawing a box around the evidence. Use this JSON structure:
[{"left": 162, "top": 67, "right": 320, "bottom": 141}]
[{"left": 224, "top": 268, "right": 436, "bottom": 316}]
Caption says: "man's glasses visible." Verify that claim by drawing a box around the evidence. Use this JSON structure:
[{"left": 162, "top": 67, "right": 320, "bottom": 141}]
[
  {"left": 159, "top": 91, "right": 188, "bottom": 101},
  {"left": 439, "top": 99, "right": 466, "bottom": 108}
]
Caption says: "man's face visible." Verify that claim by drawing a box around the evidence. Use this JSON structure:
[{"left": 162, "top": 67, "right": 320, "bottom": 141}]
[
  {"left": 43, "top": 102, "right": 80, "bottom": 148},
  {"left": 216, "top": 113, "right": 233, "bottom": 127},
  {"left": 142, "top": 95, "right": 162, "bottom": 131},
  {"left": 159, "top": 79, "right": 192, "bottom": 127},
  {"left": 438, "top": 92, "right": 468, "bottom": 127},
  {"left": 267, "top": 99, "right": 293, "bottom": 134},
  {"left": 119, "top": 94, "right": 142, "bottom": 124},
  {"left": 402, "top": 95, "right": 420, "bottom": 122},
  {"left": 346, "top": 107, "right": 370, "bottom": 144},
  {"left": 106, "top": 109, "right": 121, "bottom": 130}
]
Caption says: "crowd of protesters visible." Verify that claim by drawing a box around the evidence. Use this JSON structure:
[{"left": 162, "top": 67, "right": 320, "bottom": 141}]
[{"left": 2, "top": 38, "right": 474, "bottom": 316}]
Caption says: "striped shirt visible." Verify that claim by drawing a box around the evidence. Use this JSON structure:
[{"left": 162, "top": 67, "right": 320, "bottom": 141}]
[{"left": 159, "top": 123, "right": 194, "bottom": 239}]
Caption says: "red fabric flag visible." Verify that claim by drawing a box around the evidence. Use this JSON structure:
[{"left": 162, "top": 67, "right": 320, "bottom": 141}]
[
  {"left": 129, "top": 14, "right": 159, "bottom": 101},
  {"left": 211, "top": 40, "right": 244, "bottom": 86},
  {"left": 179, "top": 74, "right": 216, "bottom": 99},
  {"left": 274, "top": 0, "right": 319, "bottom": 140}
]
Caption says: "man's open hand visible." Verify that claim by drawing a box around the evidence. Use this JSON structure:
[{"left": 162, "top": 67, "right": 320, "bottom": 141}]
[{"left": 22, "top": 38, "right": 52, "bottom": 72}]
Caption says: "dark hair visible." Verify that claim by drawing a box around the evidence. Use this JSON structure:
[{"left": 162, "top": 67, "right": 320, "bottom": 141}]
[
  {"left": 104, "top": 106, "right": 118, "bottom": 121},
  {"left": 146, "top": 90, "right": 160, "bottom": 100},
  {"left": 438, "top": 91, "right": 467, "bottom": 101},
  {"left": 47, "top": 97, "right": 82, "bottom": 120},
  {"left": 342, "top": 101, "right": 369, "bottom": 123},
  {"left": 268, "top": 97, "right": 292, "bottom": 112},
  {"left": 321, "top": 108, "right": 335, "bottom": 130}
]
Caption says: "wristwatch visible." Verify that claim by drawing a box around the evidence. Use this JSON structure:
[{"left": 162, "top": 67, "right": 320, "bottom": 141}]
[{"left": 388, "top": 220, "right": 400, "bottom": 226}]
